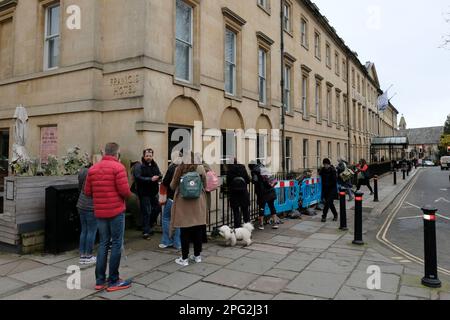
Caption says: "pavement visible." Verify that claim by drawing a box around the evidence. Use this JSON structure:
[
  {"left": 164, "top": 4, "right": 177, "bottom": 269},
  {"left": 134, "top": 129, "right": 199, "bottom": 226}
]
[{"left": 0, "top": 167, "right": 449, "bottom": 300}]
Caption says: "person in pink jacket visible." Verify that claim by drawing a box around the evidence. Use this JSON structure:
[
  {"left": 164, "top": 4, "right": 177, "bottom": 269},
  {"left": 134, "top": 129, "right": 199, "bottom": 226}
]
[{"left": 85, "top": 142, "right": 132, "bottom": 292}]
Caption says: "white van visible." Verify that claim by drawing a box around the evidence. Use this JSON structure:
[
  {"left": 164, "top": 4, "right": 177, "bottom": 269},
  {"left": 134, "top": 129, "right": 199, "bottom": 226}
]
[{"left": 441, "top": 156, "right": 450, "bottom": 170}]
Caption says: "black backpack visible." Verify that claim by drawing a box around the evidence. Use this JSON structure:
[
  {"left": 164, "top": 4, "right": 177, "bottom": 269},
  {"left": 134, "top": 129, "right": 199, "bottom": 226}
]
[{"left": 230, "top": 176, "right": 247, "bottom": 191}]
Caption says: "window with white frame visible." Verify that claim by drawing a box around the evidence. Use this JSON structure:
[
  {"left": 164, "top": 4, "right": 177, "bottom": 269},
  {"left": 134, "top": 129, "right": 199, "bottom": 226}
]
[
  {"left": 325, "top": 43, "right": 331, "bottom": 68},
  {"left": 286, "top": 137, "right": 292, "bottom": 173},
  {"left": 316, "top": 140, "right": 321, "bottom": 169},
  {"left": 326, "top": 86, "right": 332, "bottom": 125},
  {"left": 258, "top": 48, "right": 267, "bottom": 105},
  {"left": 315, "top": 81, "right": 321, "bottom": 121},
  {"left": 344, "top": 143, "right": 348, "bottom": 159},
  {"left": 257, "top": 0, "right": 269, "bottom": 11},
  {"left": 343, "top": 95, "right": 348, "bottom": 128},
  {"left": 175, "top": 0, "right": 193, "bottom": 82},
  {"left": 343, "top": 59, "right": 347, "bottom": 82},
  {"left": 257, "top": 133, "right": 268, "bottom": 164},
  {"left": 314, "top": 32, "right": 321, "bottom": 59},
  {"left": 303, "top": 139, "right": 309, "bottom": 169},
  {"left": 44, "top": 3, "right": 60, "bottom": 70},
  {"left": 351, "top": 68, "right": 355, "bottom": 88},
  {"left": 225, "top": 28, "right": 237, "bottom": 95},
  {"left": 300, "top": 18, "right": 308, "bottom": 48},
  {"left": 302, "top": 75, "right": 308, "bottom": 116},
  {"left": 336, "top": 92, "right": 341, "bottom": 126},
  {"left": 328, "top": 142, "right": 332, "bottom": 160},
  {"left": 337, "top": 142, "right": 341, "bottom": 159},
  {"left": 283, "top": 64, "right": 291, "bottom": 113},
  {"left": 335, "top": 51, "right": 340, "bottom": 75},
  {"left": 282, "top": 2, "right": 291, "bottom": 33}
]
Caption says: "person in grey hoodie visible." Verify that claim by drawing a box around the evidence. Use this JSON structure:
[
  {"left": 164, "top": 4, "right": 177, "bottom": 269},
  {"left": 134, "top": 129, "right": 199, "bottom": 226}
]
[{"left": 77, "top": 162, "right": 98, "bottom": 265}]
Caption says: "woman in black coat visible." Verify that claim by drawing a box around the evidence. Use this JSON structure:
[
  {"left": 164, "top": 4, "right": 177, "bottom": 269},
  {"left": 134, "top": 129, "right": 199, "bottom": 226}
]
[
  {"left": 319, "top": 158, "right": 338, "bottom": 223},
  {"left": 227, "top": 159, "right": 251, "bottom": 229}
]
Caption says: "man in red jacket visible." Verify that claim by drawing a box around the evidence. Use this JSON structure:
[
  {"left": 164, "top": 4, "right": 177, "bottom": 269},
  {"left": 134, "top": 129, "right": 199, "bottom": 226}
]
[{"left": 85, "top": 142, "right": 132, "bottom": 292}]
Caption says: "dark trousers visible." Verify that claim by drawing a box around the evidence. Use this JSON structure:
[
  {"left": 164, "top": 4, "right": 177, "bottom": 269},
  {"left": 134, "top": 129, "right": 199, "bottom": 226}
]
[
  {"left": 231, "top": 204, "right": 250, "bottom": 229},
  {"left": 258, "top": 199, "right": 277, "bottom": 217},
  {"left": 323, "top": 197, "right": 338, "bottom": 219},
  {"left": 139, "top": 195, "right": 161, "bottom": 235},
  {"left": 180, "top": 225, "right": 204, "bottom": 260},
  {"left": 357, "top": 179, "right": 374, "bottom": 193}
]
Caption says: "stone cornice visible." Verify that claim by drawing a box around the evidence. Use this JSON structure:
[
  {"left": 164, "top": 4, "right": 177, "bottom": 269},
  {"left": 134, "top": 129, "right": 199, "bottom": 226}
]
[
  {"left": 222, "top": 7, "right": 247, "bottom": 27},
  {"left": 0, "top": 0, "right": 18, "bottom": 11},
  {"left": 256, "top": 31, "right": 274, "bottom": 46}
]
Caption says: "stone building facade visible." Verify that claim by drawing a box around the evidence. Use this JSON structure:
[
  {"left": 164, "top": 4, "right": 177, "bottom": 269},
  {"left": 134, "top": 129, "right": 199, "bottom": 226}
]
[{"left": 0, "top": 0, "right": 399, "bottom": 176}]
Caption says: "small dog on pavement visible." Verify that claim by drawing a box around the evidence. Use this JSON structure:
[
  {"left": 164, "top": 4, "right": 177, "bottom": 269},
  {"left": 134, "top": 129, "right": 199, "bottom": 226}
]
[{"left": 218, "top": 223, "right": 254, "bottom": 247}]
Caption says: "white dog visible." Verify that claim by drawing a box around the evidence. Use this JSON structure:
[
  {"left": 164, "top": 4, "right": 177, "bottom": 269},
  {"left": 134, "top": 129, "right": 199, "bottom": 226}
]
[{"left": 218, "top": 223, "right": 254, "bottom": 247}]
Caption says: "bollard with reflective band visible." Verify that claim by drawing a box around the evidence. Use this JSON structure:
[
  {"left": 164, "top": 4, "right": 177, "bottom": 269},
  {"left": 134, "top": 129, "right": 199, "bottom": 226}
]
[
  {"left": 393, "top": 170, "right": 397, "bottom": 185},
  {"left": 352, "top": 192, "right": 364, "bottom": 245},
  {"left": 339, "top": 188, "right": 348, "bottom": 231},
  {"left": 373, "top": 176, "right": 379, "bottom": 202},
  {"left": 421, "top": 206, "right": 441, "bottom": 288}
]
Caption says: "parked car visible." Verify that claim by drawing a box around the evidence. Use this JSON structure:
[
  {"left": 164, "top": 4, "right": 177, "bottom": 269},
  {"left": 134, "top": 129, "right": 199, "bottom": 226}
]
[
  {"left": 423, "top": 160, "right": 435, "bottom": 167},
  {"left": 441, "top": 156, "right": 450, "bottom": 171}
]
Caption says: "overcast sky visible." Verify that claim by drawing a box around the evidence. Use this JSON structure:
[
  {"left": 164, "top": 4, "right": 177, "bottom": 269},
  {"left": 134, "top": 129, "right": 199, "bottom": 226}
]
[{"left": 313, "top": 0, "right": 450, "bottom": 129}]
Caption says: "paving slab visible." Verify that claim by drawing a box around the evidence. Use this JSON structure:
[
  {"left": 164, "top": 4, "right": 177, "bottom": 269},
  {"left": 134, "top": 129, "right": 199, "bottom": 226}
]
[
  {"left": 345, "top": 270, "right": 400, "bottom": 294},
  {"left": 274, "top": 257, "right": 311, "bottom": 273},
  {"left": 203, "top": 269, "right": 258, "bottom": 289},
  {"left": 216, "top": 248, "right": 251, "bottom": 260},
  {"left": 356, "top": 260, "right": 404, "bottom": 275},
  {"left": 297, "top": 239, "right": 335, "bottom": 250},
  {"left": 9, "top": 265, "right": 66, "bottom": 284},
  {"left": 0, "top": 277, "right": 28, "bottom": 296},
  {"left": 264, "top": 268, "right": 299, "bottom": 280},
  {"left": 178, "top": 282, "right": 239, "bottom": 300},
  {"left": 28, "top": 253, "right": 78, "bottom": 265},
  {"left": 291, "top": 224, "right": 322, "bottom": 233},
  {"left": 245, "top": 250, "right": 287, "bottom": 263},
  {"left": 133, "top": 271, "right": 169, "bottom": 286},
  {"left": 203, "top": 256, "right": 234, "bottom": 266},
  {"left": 308, "top": 233, "right": 342, "bottom": 241},
  {"left": 247, "top": 276, "right": 290, "bottom": 294},
  {"left": 148, "top": 271, "right": 202, "bottom": 294},
  {"left": 226, "top": 257, "right": 277, "bottom": 275},
  {"left": 181, "top": 263, "right": 222, "bottom": 277},
  {"left": 271, "top": 235, "right": 304, "bottom": 245},
  {"left": 132, "top": 287, "right": 172, "bottom": 300},
  {"left": 231, "top": 290, "right": 274, "bottom": 300},
  {"left": 248, "top": 243, "right": 294, "bottom": 256},
  {"left": 335, "top": 286, "right": 397, "bottom": 300},
  {"left": 285, "top": 271, "right": 348, "bottom": 299},
  {"left": 0, "top": 260, "right": 46, "bottom": 277},
  {"left": 306, "top": 258, "right": 358, "bottom": 274},
  {"left": 399, "top": 285, "right": 432, "bottom": 299},
  {"left": 273, "top": 292, "right": 325, "bottom": 300}
]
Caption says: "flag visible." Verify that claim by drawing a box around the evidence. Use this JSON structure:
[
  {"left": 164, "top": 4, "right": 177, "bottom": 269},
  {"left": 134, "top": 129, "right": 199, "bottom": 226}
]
[{"left": 377, "top": 91, "right": 389, "bottom": 112}]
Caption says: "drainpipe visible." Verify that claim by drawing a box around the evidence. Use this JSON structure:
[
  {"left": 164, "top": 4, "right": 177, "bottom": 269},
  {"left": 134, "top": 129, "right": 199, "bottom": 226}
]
[
  {"left": 346, "top": 56, "right": 351, "bottom": 163},
  {"left": 280, "top": 1, "right": 286, "bottom": 174}
]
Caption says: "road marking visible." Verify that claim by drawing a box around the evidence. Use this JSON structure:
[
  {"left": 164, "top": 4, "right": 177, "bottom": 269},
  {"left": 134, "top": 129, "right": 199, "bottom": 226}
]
[
  {"left": 400, "top": 260, "right": 411, "bottom": 263},
  {"left": 437, "top": 214, "right": 450, "bottom": 221},
  {"left": 397, "top": 215, "right": 422, "bottom": 221},
  {"left": 435, "top": 197, "right": 450, "bottom": 203},
  {"left": 376, "top": 171, "right": 450, "bottom": 276},
  {"left": 405, "top": 202, "right": 421, "bottom": 210},
  {"left": 440, "top": 189, "right": 448, "bottom": 191}
]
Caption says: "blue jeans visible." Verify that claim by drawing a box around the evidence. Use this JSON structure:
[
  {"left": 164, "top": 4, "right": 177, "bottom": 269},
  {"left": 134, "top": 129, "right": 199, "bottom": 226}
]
[
  {"left": 140, "top": 196, "right": 160, "bottom": 235},
  {"left": 160, "top": 199, "right": 181, "bottom": 249},
  {"left": 78, "top": 209, "right": 98, "bottom": 256},
  {"left": 96, "top": 213, "right": 125, "bottom": 285}
]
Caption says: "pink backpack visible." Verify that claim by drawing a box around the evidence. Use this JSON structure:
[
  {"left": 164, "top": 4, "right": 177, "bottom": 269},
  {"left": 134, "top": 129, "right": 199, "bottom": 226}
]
[{"left": 205, "top": 170, "right": 220, "bottom": 192}]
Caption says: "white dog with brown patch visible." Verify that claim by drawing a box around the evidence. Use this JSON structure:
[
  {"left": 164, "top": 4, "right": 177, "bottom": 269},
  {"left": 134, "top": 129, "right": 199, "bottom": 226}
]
[{"left": 218, "top": 223, "right": 254, "bottom": 247}]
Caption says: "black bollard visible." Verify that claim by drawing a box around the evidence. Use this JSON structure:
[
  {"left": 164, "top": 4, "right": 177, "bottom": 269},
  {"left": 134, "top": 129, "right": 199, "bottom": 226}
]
[
  {"left": 403, "top": 170, "right": 406, "bottom": 180},
  {"left": 353, "top": 192, "right": 364, "bottom": 245},
  {"left": 339, "top": 188, "right": 348, "bottom": 231},
  {"left": 421, "top": 206, "right": 441, "bottom": 288},
  {"left": 373, "top": 176, "right": 379, "bottom": 202},
  {"left": 393, "top": 170, "right": 397, "bottom": 185}
]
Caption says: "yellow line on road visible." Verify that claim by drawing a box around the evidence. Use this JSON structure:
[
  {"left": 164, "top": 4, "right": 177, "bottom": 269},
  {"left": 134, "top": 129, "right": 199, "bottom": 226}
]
[{"left": 376, "top": 171, "right": 450, "bottom": 276}]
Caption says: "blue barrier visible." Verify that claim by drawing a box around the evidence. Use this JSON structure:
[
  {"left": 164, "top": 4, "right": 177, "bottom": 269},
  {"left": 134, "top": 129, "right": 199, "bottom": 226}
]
[
  {"left": 300, "top": 178, "right": 322, "bottom": 208},
  {"left": 264, "top": 180, "right": 300, "bottom": 216}
]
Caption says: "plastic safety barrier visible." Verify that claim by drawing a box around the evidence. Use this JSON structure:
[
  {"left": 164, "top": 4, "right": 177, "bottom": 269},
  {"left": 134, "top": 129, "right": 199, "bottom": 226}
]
[{"left": 264, "top": 180, "right": 300, "bottom": 216}]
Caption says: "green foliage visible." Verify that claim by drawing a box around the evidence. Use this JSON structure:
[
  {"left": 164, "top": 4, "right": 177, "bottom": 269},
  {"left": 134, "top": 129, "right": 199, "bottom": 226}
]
[
  {"left": 62, "top": 146, "right": 90, "bottom": 175},
  {"left": 444, "top": 115, "right": 450, "bottom": 135}
]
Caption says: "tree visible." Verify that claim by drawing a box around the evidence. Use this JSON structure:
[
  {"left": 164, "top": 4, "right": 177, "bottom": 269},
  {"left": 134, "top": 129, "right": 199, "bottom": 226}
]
[
  {"left": 444, "top": 114, "right": 450, "bottom": 134},
  {"left": 442, "top": 11, "right": 450, "bottom": 49}
]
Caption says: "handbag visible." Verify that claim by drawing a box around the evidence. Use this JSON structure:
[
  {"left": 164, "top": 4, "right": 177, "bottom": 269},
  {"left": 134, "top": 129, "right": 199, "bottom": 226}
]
[{"left": 159, "top": 183, "right": 167, "bottom": 205}]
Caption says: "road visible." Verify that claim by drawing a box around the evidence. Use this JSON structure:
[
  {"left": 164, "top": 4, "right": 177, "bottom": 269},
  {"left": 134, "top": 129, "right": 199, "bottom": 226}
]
[{"left": 382, "top": 167, "right": 450, "bottom": 273}]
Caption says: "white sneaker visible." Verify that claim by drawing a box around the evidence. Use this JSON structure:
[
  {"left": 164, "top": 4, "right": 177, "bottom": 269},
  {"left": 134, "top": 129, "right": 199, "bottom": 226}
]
[
  {"left": 159, "top": 244, "right": 170, "bottom": 249},
  {"left": 84, "top": 256, "right": 97, "bottom": 265},
  {"left": 175, "top": 257, "right": 189, "bottom": 267},
  {"left": 189, "top": 255, "right": 202, "bottom": 263},
  {"left": 79, "top": 257, "right": 86, "bottom": 265}
]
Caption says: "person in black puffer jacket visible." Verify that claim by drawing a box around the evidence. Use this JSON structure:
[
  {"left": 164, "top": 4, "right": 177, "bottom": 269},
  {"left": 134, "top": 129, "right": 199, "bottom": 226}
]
[
  {"left": 227, "top": 158, "right": 251, "bottom": 229},
  {"left": 249, "top": 161, "right": 279, "bottom": 231},
  {"left": 134, "top": 148, "right": 162, "bottom": 239},
  {"left": 319, "top": 158, "right": 339, "bottom": 223}
]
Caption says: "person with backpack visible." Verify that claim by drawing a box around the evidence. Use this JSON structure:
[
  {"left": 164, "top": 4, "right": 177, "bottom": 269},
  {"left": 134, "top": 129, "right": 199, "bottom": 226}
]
[
  {"left": 134, "top": 148, "right": 162, "bottom": 239},
  {"left": 170, "top": 153, "right": 207, "bottom": 266},
  {"left": 249, "top": 161, "right": 279, "bottom": 231},
  {"left": 159, "top": 152, "right": 182, "bottom": 250},
  {"left": 319, "top": 158, "right": 339, "bottom": 223},
  {"left": 356, "top": 159, "right": 374, "bottom": 195},
  {"left": 227, "top": 158, "right": 251, "bottom": 229},
  {"left": 336, "top": 158, "right": 354, "bottom": 201}
]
